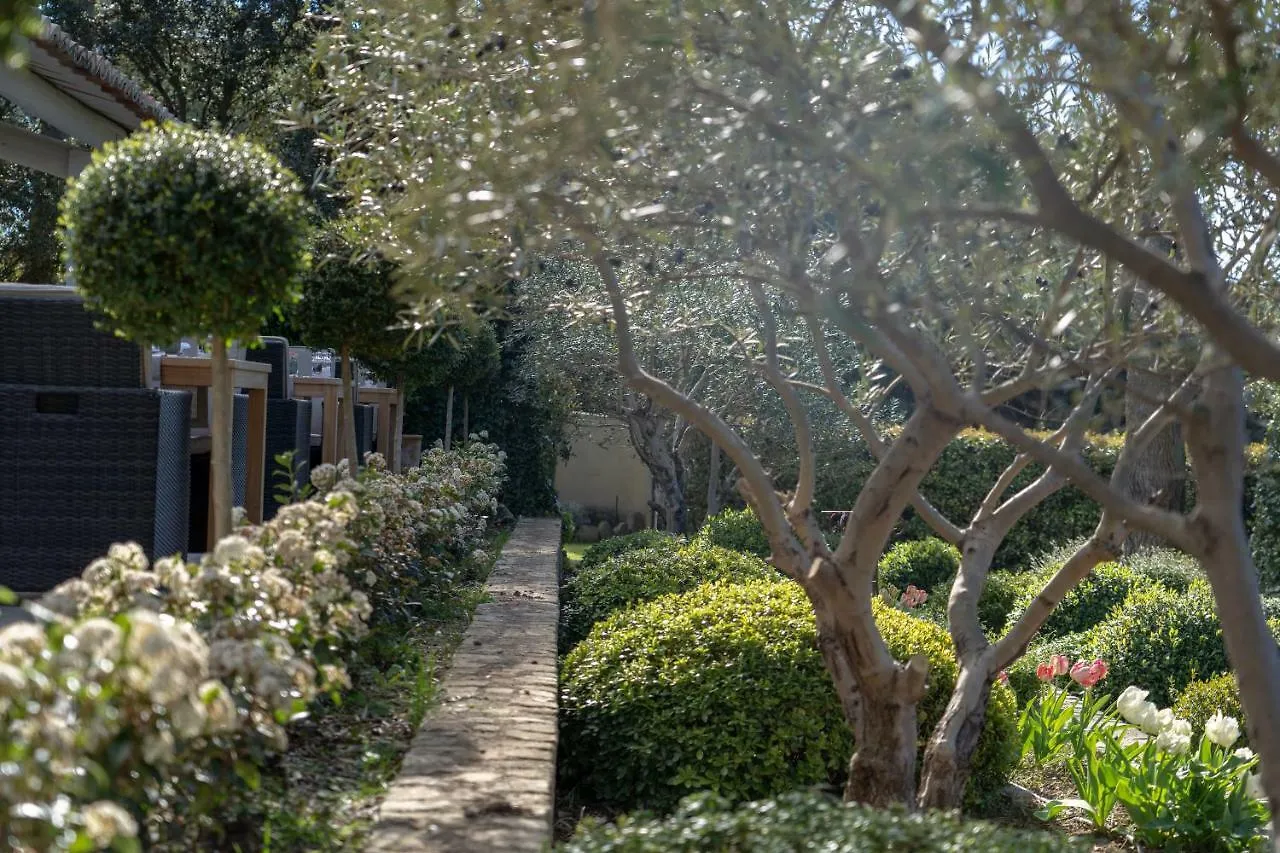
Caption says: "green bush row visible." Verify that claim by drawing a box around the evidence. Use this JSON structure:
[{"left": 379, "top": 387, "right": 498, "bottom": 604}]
[
  {"left": 563, "top": 790, "right": 1088, "bottom": 853},
  {"left": 690, "top": 430, "right": 1265, "bottom": 571},
  {"left": 560, "top": 579, "right": 1018, "bottom": 814},
  {"left": 1011, "top": 580, "right": 1280, "bottom": 709}
]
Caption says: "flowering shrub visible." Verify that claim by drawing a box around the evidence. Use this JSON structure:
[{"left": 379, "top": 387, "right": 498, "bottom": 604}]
[
  {"left": 1020, "top": 657, "right": 1269, "bottom": 850},
  {"left": 0, "top": 441, "right": 505, "bottom": 850}
]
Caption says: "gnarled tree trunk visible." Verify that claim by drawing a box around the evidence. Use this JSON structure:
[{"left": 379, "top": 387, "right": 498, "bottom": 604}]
[
  {"left": 1122, "top": 363, "right": 1186, "bottom": 552},
  {"left": 626, "top": 402, "right": 688, "bottom": 533}
]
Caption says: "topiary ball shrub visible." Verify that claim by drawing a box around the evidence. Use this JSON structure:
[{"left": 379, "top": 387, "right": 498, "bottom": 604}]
[
  {"left": 1174, "top": 674, "right": 1245, "bottom": 741},
  {"left": 1007, "top": 561, "right": 1155, "bottom": 639},
  {"left": 579, "top": 530, "right": 681, "bottom": 570},
  {"left": 61, "top": 123, "right": 310, "bottom": 346},
  {"left": 560, "top": 541, "right": 776, "bottom": 650},
  {"left": 563, "top": 790, "right": 1089, "bottom": 853},
  {"left": 878, "top": 538, "right": 960, "bottom": 596},
  {"left": 697, "top": 507, "right": 771, "bottom": 557},
  {"left": 560, "top": 579, "right": 1019, "bottom": 814}
]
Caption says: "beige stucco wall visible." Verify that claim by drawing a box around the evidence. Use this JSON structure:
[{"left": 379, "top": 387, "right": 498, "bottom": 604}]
[{"left": 555, "top": 413, "right": 652, "bottom": 522}]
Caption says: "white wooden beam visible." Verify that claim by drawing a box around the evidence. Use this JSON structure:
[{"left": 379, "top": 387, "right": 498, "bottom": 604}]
[
  {"left": 0, "top": 62, "right": 128, "bottom": 146},
  {"left": 0, "top": 121, "right": 92, "bottom": 177}
]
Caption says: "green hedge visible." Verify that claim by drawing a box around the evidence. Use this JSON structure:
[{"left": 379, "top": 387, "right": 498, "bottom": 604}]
[
  {"left": 1174, "top": 674, "right": 1245, "bottom": 741},
  {"left": 563, "top": 791, "right": 1089, "bottom": 853},
  {"left": 1006, "top": 561, "right": 1152, "bottom": 639},
  {"left": 696, "top": 507, "right": 771, "bottom": 557},
  {"left": 560, "top": 541, "right": 776, "bottom": 649},
  {"left": 686, "top": 429, "right": 1265, "bottom": 572},
  {"left": 1251, "top": 428, "right": 1280, "bottom": 591},
  {"left": 560, "top": 579, "right": 1019, "bottom": 814},
  {"left": 580, "top": 530, "right": 681, "bottom": 569}
]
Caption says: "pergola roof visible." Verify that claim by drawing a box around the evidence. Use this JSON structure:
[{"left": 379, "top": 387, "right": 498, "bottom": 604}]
[
  {"left": 0, "top": 16, "right": 172, "bottom": 177},
  {"left": 27, "top": 20, "right": 174, "bottom": 130}
]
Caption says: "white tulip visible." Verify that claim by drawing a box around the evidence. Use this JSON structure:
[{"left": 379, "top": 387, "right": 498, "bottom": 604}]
[{"left": 1205, "top": 712, "right": 1241, "bottom": 748}]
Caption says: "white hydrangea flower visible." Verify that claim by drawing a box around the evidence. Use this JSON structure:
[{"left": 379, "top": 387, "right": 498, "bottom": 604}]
[
  {"left": 200, "top": 679, "right": 238, "bottom": 734},
  {"left": 0, "top": 621, "right": 47, "bottom": 662},
  {"left": 82, "top": 800, "right": 138, "bottom": 846},
  {"left": 0, "top": 661, "right": 27, "bottom": 695},
  {"left": 1205, "top": 711, "right": 1241, "bottom": 748}
]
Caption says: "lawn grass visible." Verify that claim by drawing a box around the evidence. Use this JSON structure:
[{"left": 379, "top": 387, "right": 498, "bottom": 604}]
[
  {"left": 210, "top": 530, "right": 510, "bottom": 853},
  {"left": 564, "top": 541, "right": 591, "bottom": 564}
]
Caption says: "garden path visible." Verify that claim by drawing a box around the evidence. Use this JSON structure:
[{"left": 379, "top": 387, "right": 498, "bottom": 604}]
[{"left": 366, "top": 516, "right": 561, "bottom": 853}]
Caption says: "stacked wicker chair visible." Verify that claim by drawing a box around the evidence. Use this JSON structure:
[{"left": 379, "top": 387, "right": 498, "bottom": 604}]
[
  {"left": 245, "top": 337, "right": 311, "bottom": 519},
  {"left": 0, "top": 286, "right": 192, "bottom": 593}
]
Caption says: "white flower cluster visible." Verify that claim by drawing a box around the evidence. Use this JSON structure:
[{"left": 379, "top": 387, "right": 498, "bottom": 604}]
[{"left": 0, "top": 442, "right": 504, "bottom": 851}]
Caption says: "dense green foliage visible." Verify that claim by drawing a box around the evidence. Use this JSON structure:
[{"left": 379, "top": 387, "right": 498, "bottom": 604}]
[
  {"left": 696, "top": 507, "right": 771, "bottom": 558},
  {"left": 562, "top": 791, "right": 1089, "bottom": 853},
  {"left": 878, "top": 538, "right": 960, "bottom": 595},
  {"left": 560, "top": 580, "right": 1018, "bottom": 814},
  {"left": 1071, "top": 582, "right": 1280, "bottom": 708},
  {"left": 579, "top": 530, "right": 682, "bottom": 570},
  {"left": 293, "top": 229, "right": 403, "bottom": 361},
  {"left": 1007, "top": 561, "right": 1149, "bottom": 639},
  {"left": 61, "top": 124, "right": 310, "bottom": 345},
  {"left": 687, "top": 431, "right": 1265, "bottom": 572},
  {"left": 406, "top": 322, "right": 573, "bottom": 515},
  {"left": 1174, "top": 674, "right": 1245, "bottom": 739},
  {"left": 979, "top": 571, "right": 1022, "bottom": 635},
  {"left": 1251, "top": 426, "right": 1280, "bottom": 591},
  {"left": 560, "top": 542, "right": 776, "bottom": 649}
]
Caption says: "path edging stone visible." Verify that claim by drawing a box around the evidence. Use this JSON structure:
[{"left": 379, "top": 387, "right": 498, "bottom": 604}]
[{"left": 367, "top": 517, "right": 562, "bottom": 853}]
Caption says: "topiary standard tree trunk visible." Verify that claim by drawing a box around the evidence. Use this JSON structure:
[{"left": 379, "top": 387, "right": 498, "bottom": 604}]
[
  {"left": 341, "top": 345, "right": 358, "bottom": 469},
  {"left": 444, "top": 385, "right": 455, "bottom": 451},
  {"left": 210, "top": 337, "right": 234, "bottom": 541}
]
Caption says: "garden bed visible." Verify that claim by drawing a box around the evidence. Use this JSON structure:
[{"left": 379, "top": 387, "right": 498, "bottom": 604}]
[{"left": 214, "top": 530, "right": 508, "bottom": 852}]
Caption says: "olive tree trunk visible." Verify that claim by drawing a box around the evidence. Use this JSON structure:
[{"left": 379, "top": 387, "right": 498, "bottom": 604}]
[
  {"left": 626, "top": 403, "right": 688, "bottom": 533},
  {"left": 1121, "top": 363, "right": 1187, "bottom": 552},
  {"left": 1185, "top": 363, "right": 1280, "bottom": 820},
  {"left": 341, "top": 345, "right": 358, "bottom": 469},
  {"left": 210, "top": 337, "right": 234, "bottom": 541}
]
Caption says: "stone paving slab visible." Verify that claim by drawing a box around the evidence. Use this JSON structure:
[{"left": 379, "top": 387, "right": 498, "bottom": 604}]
[{"left": 367, "top": 517, "right": 561, "bottom": 853}]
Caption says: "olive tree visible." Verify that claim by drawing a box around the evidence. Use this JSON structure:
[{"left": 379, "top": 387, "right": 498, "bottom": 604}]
[
  {"left": 293, "top": 227, "right": 405, "bottom": 467},
  {"left": 61, "top": 123, "right": 309, "bottom": 541},
  {"left": 316, "top": 0, "right": 1280, "bottom": 812}
]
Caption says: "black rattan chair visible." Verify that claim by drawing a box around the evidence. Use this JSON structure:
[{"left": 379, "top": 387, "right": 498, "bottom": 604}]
[
  {"left": 246, "top": 337, "right": 311, "bottom": 518},
  {"left": 0, "top": 286, "right": 193, "bottom": 591},
  {"left": 0, "top": 386, "right": 191, "bottom": 593}
]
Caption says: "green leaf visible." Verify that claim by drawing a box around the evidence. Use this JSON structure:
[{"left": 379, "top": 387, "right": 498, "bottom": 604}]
[{"left": 234, "top": 759, "right": 262, "bottom": 791}]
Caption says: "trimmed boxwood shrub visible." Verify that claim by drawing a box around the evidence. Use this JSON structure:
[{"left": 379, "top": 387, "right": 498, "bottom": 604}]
[
  {"left": 560, "top": 541, "right": 776, "bottom": 649},
  {"left": 1006, "top": 561, "right": 1154, "bottom": 639},
  {"left": 1122, "top": 547, "right": 1201, "bottom": 591},
  {"left": 580, "top": 530, "right": 681, "bottom": 570},
  {"left": 563, "top": 790, "right": 1089, "bottom": 853},
  {"left": 1075, "top": 581, "right": 1271, "bottom": 708},
  {"left": 560, "top": 579, "right": 1019, "bottom": 814},
  {"left": 878, "top": 538, "right": 960, "bottom": 594},
  {"left": 980, "top": 570, "right": 1021, "bottom": 635},
  {"left": 696, "top": 507, "right": 770, "bottom": 557},
  {"left": 1174, "top": 674, "right": 1245, "bottom": 740}
]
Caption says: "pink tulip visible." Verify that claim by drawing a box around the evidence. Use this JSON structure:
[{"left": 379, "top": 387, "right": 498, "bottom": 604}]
[
  {"left": 1036, "top": 662, "right": 1054, "bottom": 682},
  {"left": 1051, "top": 654, "right": 1070, "bottom": 677},
  {"left": 900, "top": 585, "right": 928, "bottom": 609},
  {"left": 1070, "top": 658, "right": 1108, "bottom": 688}
]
